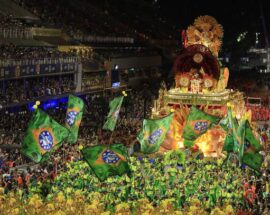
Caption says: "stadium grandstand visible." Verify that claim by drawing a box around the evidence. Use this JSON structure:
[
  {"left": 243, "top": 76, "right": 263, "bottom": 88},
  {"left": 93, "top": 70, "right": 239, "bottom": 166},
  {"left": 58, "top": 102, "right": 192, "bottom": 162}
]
[
  {"left": 0, "top": 0, "right": 175, "bottom": 112},
  {"left": 0, "top": 1, "right": 173, "bottom": 185}
]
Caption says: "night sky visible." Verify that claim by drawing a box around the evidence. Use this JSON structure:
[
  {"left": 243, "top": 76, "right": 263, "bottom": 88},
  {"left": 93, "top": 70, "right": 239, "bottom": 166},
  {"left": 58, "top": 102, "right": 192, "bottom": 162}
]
[{"left": 158, "top": 0, "right": 269, "bottom": 51}]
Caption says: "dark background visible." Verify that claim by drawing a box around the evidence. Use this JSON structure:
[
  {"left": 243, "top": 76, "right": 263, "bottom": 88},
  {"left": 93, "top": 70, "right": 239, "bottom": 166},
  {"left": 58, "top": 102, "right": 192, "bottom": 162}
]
[{"left": 157, "top": 0, "right": 269, "bottom": 51}]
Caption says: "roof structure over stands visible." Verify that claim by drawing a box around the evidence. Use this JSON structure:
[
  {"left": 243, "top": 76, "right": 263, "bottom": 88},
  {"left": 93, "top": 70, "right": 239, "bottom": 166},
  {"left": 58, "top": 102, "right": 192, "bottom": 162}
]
[
  {"left": 1, "top": 38, "right": 54, "bottom": 47},
  {"left": 0, "top": 0, "right": 39, "bottom": 21},
  {"left": 34, "top": 36, "right": 79, "bottom": 46}
]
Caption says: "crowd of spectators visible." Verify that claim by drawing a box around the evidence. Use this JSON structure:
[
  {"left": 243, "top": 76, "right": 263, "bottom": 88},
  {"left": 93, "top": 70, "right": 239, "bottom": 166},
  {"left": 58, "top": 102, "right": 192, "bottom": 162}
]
[
  {"left": 94, "top": 47, "right": 160, "bottom": 59},
  {"left": 229, "top": 71, "right": 270, "bottom": 95},
  {"left": 0, "top": 42, "right": 82, "bottom": 107},
  {"left": 0, "top": 88, "right": 153, "bottom": 144},
  {"left": 0, "top": 107, "right": 68, "bottom": 187},
  {"left": 0, "top": 13, "right": 32, "bottom": 39},
  {"left": 81, "top": 68, "right": 162, "bottom": 92},
  {"left": 0, "top": 43, "right": 79, "bottom": 67},
  {"left": 0, "top": 86, "right": 270, "bottom": 213},
  {"left": 0, "top": 13, "right": 25, "bottom": 29},
  {"left": 82, "top": 74, "right": 105, "bottom": 92},
  {"left": 246, "top": 105, "right": 270, "bottom": 121},
  {"left": 14, "top": 0, "right": 177, "bottom": 42},
  {"left": 0, "top": 75, "right": 75, "bottom": 105},
  {"left": 2, "top": 0, "right": 165, "bottom": 72},
  {"left": 0, "top": 88, "right": 154, "bottom": 192},
  {"left": 74, "top": 35, "right": 135, "bottom": 44},
  {"left": 0, "top": 143, "right": 82, "bottom": 195},
  {"left": 15, "top": 0, "right": 133, "bottom": 37}
]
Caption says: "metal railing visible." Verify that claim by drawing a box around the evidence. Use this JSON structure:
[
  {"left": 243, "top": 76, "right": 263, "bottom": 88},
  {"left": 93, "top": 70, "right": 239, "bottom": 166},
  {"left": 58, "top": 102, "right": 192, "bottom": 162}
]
[
  {"left": 0, "top": 27, "right": 33, "bottom": 39},
  {"left": 0, "top": 56, "right": 81, "bottom": 67}
]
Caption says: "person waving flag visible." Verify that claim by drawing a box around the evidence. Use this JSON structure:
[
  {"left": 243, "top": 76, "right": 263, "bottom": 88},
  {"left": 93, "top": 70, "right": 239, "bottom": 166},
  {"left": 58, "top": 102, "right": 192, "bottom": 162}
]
[
  {"left": 237, "top": 117, "right": 263, "bottom": 171},
  {"left": 81, "top": 144, "right": 130, "bottom": 181},
  {"left": 21, "top": 109, "right": 69, "bottom": 163},
  {"left": 65, "top": 94, "right": 85, "bottom": 144},
  {"left": 103, "top": 96, "right": 124, "bottom": 131},
  {"left": 137, "top": 113, "right": 173, "bottom": 154}
]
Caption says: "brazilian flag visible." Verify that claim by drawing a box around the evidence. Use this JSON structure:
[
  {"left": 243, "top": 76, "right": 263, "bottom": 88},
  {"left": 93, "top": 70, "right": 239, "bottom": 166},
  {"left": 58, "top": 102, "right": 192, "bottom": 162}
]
[
  {"left": 137, "top": 113, "right": 173, "bottom": 154},
  {"left": 82, "top": 144, "right": 130, "bottom": 181},
  {"left": 221, "top": 107, "right": 239, "bottom": 153},
  {"left": 242, "top": 153, "right": 263, "bottom": 172},
  {"left": 237, "top": 118, "right": 246, "bottom": 165},
  {"left": 65, "top": 95, "right": 84, "bottom": 144},
  {"left": 245, "top": 120, "right": 262, "bottom": 152},
  {"left": 182, "top": 106, "right": 220, "bottom": 147},
  {"left": 220, "top": 107, "right": 238, "bottom": 132},
  {"left": 21, "top": 109, "right": 69, "bottom": 163},
  {"left": 237, "top": 119, "right": 263, "bottom": 171},
  {"left": 103, "top": 96, "right": 124, "bottom": 131},
  {"left": 223, "top": 134, "right": 235, "bottom": 153}
]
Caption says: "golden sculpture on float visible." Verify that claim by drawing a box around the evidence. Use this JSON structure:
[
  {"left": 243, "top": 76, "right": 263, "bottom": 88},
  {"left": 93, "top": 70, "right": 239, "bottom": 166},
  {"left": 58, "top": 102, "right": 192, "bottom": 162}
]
[
  {"left": 153, "top": 16, "right": 246, "bottom": 157},
  {"left": 186, "top": 15, "right": 223, "bottom": 56}
]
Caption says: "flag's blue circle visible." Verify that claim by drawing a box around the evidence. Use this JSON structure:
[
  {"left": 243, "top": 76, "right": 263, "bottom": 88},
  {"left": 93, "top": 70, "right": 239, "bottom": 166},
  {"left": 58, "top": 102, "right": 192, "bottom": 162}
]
[
  {"left": 194, "top": 121, "right": 208, "bottom": 132},
  {"left": 39, "top": 131, "right": 53, "bottom": 151},
  {"left": 148, "top": 128, "right": 163, "bottom": 144},
  {"left": 66, "top": 111, "right": 78, "bottom": 126},
  {"left": 102, "top": 150, "right": 120, "bottom": 164}
]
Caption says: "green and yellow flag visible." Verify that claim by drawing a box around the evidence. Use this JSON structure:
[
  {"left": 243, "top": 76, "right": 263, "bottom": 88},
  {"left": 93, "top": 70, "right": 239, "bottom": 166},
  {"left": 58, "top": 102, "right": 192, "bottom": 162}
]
[
  {"left": 21, "top": 109, "right": 69, "bottom": 163},
  {"left": 242, "top": 152, "right": 263, "bottom": 172},
  {"left": 65, "top": 95, "right": 84, "bottom": 144},
  {"left": 182, "top": 106, "right": 220, "bottom": 147},
  {"left": 221, "top": 107, "right": 239, "bottom": 153},
  {"left": 237, "top": 118, "right": 246, "bottom": 165},
  {"left": 137, "top": 113, "right": 173, "bottom": 154},
  {"left": 81, "top": 144, "right": 130, "bottom": 181},
  {"left": 103, "top": 96, "right": 124, "bottom": 131},
  {"left": 237, "top": 119, "right": 263, "bottom": 171}
]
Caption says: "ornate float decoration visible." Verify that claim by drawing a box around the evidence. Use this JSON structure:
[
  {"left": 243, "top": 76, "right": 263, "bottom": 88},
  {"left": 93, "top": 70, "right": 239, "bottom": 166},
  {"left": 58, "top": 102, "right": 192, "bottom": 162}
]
[
  {"left": 186, "top": 15, "right": 223, "bottom": 56},
  {"left": 152, "top": 16, "right": 247, "bottom": 157}
]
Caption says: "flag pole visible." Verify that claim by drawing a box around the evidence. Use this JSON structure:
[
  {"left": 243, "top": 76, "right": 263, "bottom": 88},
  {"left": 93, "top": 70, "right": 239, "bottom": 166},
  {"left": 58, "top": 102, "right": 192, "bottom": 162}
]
[{"left": 109, "top": 131, "right": 114, "bottom": 145}]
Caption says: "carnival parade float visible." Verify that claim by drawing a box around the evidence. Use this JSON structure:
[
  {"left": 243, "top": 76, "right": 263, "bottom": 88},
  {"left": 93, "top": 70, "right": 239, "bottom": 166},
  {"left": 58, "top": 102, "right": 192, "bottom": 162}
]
[{"left": 152, "top": 16, "right": 259, "bottom": 158}]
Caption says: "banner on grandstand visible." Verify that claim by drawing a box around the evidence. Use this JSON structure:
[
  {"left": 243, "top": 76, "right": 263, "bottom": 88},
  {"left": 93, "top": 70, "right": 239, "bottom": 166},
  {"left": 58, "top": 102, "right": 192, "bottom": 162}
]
[
  {"left": 65, "top": 95, "right": 85, "bottom": 144},
  {"left": 21, "top": 109, "right": 69, "bottom": 163},
  {"left": 0, "top": 63, "right": 77, "bottom": 79},
  {"left": 85, "top": 75, "right": 105, "bottom": 90}
]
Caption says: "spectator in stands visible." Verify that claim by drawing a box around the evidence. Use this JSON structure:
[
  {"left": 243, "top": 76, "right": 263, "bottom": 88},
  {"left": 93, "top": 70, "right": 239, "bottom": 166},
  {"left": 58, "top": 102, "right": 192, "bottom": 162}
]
[{"left": 0, "top": 75, "right": 74, "bottom": 105}]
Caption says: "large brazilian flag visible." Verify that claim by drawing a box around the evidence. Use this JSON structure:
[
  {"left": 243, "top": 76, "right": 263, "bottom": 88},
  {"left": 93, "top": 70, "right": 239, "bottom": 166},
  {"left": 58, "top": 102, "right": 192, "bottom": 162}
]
[
  {"left": 21, "top": 109, "right": 69, "bottom": 163},
  {"left": 237, "top": 119, "right": 263, "bottom": 171},
  {"left": 137, "top": 113, "right": 173, "bottom": 154},
  {"left": 182, "top": 106, "right": 220, "bottom": 147},
  {"left": 81, "top": 144, "right": 130, "bottom": 181},
  {"left": 220, "top": 107, "right": 239, "bottom": 153},
  {"left": 65, "top": 95, "right": 84, "bottom": 144},
  {"left": 103, "top": 96, "right": 124, "bottom": 131}
]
